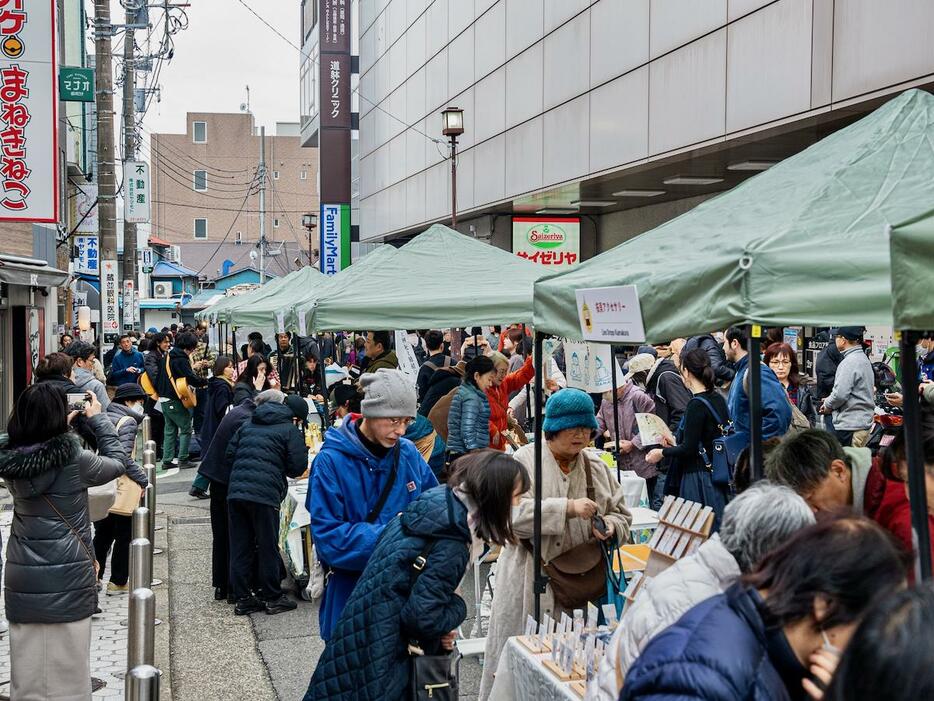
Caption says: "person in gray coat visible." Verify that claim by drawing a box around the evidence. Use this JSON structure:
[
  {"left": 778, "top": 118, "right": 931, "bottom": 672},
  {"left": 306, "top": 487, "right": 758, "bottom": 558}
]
[
  {"left": 0, "top": 383, "right": 126, "bottom": 699},
  {"left": 819, "top": 327, "right": 875, "bottom": 446},
  {"left": 95, "top": 383, "right": 150, "bottom": 596},
  {"left": 67, "top": 340, "right": 111, "bottom": 410}
]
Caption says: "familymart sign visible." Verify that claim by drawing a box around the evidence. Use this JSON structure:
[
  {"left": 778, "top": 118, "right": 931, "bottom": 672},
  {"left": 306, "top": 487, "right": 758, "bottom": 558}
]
[{"left": 512, "top": 217, "right": 580, "bottom": 266}]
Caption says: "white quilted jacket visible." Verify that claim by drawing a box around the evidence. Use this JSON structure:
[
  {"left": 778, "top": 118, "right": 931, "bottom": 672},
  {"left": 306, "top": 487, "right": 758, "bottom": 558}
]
[{"left": 586, "top": 534, "right": 741, "bottom": 701}]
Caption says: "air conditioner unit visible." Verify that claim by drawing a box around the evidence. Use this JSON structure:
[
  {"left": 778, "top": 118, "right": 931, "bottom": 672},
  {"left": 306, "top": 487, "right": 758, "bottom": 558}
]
[
  {"left": 168, "top": 245, "right": 181, "bottom": 263},
  {"left": 153, "top": 282, "right": 172, "bottom": 298}
]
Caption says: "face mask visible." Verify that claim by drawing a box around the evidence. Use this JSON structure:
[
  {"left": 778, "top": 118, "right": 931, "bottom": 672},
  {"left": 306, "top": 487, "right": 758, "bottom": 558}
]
[
  {"left": 511, "top": 505, "right": 522, "bottom": 523},
  {"left": 820, "top": 630, "right": 842, "bottom": 656}
]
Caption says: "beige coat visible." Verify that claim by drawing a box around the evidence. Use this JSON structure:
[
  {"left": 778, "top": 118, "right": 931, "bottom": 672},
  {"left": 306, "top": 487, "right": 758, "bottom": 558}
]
[{"left": 479, "top": 443, "right": 632, "bottom": 700}]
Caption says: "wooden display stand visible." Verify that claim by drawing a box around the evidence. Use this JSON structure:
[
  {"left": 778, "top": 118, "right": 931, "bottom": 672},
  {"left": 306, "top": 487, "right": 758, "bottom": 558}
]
[
  {"left": 643, "top": 496, "right": 714, "bottom": 578},
  {"left": 517, "top": 634, "right": 552, "bottom": 654},
  {"left": 570, "top": 680, "right": 587, "bottom": 698},
  {"left": 542, "top": 658, "right": 584, "bottom": 682}
]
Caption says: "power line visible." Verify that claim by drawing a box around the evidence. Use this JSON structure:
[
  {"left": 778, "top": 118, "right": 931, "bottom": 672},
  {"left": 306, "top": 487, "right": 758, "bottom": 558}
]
[
  {"left": 140, "top": 125, "right": 259, "bottom": 176},
  {"left": 192, "top": 187, "right": 255, "bottom": 276},
  {"left": 152, "top": 200, "right": 321, "bottom": 214},
  {"left": 233, "top": 0, "right": 443, "bottom": 147}
]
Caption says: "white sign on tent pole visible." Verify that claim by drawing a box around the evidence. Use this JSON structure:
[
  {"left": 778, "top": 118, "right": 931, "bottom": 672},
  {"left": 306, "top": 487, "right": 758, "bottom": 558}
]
[
  {"left": 575, "top": 285, "right": 646, "bottom": 344},
  {"left": 564, "top": 342, "right": 622, "bottom": 393},
  {"left": 394, "top": 330, "right": 420, "bottom": 380}
]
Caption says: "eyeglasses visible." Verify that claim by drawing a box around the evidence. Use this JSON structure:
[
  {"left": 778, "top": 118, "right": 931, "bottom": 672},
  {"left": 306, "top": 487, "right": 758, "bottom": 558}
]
[
  {"left": 564, "top": 427, "right": 593, "bottom": 437},
  {"left": 769, "top": 358, "right": 792, "bottom": 366},
  {"left": 383, "top": 418, "right": 413, "bottom": 428}
]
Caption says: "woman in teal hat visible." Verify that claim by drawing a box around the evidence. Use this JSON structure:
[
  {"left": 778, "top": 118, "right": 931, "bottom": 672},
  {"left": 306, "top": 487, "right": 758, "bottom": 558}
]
[{"left": 480, "top": 388, "right": 632, "bottom": 700}]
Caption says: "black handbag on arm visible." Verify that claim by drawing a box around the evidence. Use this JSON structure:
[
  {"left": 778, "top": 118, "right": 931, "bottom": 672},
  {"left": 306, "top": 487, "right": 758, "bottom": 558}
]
[{"left": 407, "top": 539, "right": 461, "bottom": 701}]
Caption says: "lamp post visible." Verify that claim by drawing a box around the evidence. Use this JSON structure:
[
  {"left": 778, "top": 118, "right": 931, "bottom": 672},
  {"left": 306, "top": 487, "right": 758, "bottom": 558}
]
[
  {"left": 302, "top": 213, "right": 319, "bottom": 268},
  {"left": 441, "top": 107, "right": 465, "bottom": 228}
]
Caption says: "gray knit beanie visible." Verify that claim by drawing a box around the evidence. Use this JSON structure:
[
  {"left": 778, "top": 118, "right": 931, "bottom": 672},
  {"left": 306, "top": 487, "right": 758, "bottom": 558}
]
[{"left": 360, "top": 369, "right": 417, "bottom": 418}]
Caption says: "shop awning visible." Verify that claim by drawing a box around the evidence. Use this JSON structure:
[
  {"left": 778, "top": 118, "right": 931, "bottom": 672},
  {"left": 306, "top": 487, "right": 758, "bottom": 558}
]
[
  {"left": 534, "top": 89, "right": 934, "bottom": 342},
  {"left": 311, "top": 224, "right": 549, "bottom": 332},
  {"left": 0, "top": 254, "right": 68, "bottom": 288},
  {"left": 891, "top": 208, "right": 934, "bottom": 330}
]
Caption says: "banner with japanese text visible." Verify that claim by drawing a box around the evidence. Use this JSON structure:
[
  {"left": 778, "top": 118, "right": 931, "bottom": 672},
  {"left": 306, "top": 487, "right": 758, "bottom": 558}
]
[{"left": 0, "top": 0, "right": 59, "bottom": 222}]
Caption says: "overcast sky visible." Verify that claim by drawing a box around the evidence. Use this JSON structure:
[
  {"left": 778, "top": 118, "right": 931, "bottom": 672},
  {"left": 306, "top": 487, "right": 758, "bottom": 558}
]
[{"left": 123, "top": 0, "right": 302, "bottom": 136}]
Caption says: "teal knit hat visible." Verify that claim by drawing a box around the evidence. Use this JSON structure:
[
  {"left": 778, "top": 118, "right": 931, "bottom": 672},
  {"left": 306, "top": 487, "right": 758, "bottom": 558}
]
[{"left": 542, "top": 388, "right": 598, "bottom": 434}]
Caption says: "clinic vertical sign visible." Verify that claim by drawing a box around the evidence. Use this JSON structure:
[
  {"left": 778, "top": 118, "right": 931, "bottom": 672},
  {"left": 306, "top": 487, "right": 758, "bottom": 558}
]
[
  {"left": 0, "top": 0, "right": 59, "bottom": 222},
  {"left": 318, "top": 0, "right": 352, "bottom": 261},
  {"left": 101, "top": 260, "right": 119, "bottom": 344},
  {"left": 319, "top": 203, "right": 350, "bottom": 275}
]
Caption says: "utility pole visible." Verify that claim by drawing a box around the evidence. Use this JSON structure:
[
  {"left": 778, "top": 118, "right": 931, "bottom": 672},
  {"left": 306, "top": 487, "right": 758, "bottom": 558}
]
[
  {"left": 258, "top": 126, "right": 266, "bottom": 284},
  {"left": 95, "top": 0, "right": 117, "bottom": 340},
  {"left": 121, "top": 14, "right": 137, "bottom": 297}
]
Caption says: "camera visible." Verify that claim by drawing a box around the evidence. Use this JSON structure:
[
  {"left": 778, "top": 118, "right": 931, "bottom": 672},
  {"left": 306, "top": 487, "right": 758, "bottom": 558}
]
[{"left": 66, "top": 392, "right": 90, "bottom": 412}]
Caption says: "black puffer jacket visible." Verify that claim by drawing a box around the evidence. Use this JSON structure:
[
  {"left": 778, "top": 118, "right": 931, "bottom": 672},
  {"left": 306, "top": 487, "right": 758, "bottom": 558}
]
[
  {"left": 198, "top": 399, "right": 255, "bottom": 485},
  {"left": 683, "top": 334, "right": 735, "bottom": 386},
  {"left": 0, "top": 414, "right": 126, "bottom": 624},
  {"left": 225, "top": 402, "right": 307, "bottom": 508}
]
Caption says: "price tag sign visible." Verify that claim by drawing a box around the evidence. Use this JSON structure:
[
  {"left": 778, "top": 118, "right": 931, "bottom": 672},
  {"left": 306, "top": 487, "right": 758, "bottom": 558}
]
[{"left": 576, "top": 285, "right": 646, "bottom": 343}]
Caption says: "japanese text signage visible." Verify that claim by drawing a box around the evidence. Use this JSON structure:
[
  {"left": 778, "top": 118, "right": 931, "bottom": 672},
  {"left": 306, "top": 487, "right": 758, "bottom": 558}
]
[
  {"left": 575, "top": 285, "right": 647, "bottom": 344},
  {"left": 319, "top": 203, "right": 350, "bottom": 275},
  {"left": 101, "top": 259, "right": 119, "bottom": 343},
  {"left": 319, "top": 0, "right": 349, "bottom": 52},
  {"left": 512, "top": 217, "right": 580, "bottom": 266},
  {"left": 122, "top": 279, "right": 134, "bottom": 328},
  {"left": 320, "top": 53, "right": 350, "bottom": 129},
  {"left": 124, "top": 161, "right": 150, "bottom": 223},
  {"left": 58, "top": 66, "right": 93, "bottom": 102},
  {"left": 74, "top": 234, "right": 99, "bottom": 275},
  {"left": 72, "top": 183, "right": 97, "bottom": 233},
  {"left": 0, "top": 0, "right": 59, "bottom": 222},
  {"left": 318, "top": 0, "right": 352, "bottom": 211}
]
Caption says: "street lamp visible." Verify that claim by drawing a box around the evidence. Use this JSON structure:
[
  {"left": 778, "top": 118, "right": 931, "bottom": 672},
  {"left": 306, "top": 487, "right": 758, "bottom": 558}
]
[
  {"left": 302, "top": 213, "right": 319, "bottom": 268},
  {"left": 441, "top": 106, "right": 465, "bottom": 227}
]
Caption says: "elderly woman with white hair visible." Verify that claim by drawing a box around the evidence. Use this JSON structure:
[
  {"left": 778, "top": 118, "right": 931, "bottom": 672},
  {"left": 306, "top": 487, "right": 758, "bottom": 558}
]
[
  {"left": 586, "top": 482, "right": 815, "bottom": 701},
  {"left": 485, "top": 350, "right": 534, "bottom": 450}
]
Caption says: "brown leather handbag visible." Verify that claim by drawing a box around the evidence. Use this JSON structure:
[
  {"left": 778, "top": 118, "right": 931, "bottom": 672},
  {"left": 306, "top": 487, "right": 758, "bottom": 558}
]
[{"left": 524, "top": 459, "right": 607, "bottom": 611}]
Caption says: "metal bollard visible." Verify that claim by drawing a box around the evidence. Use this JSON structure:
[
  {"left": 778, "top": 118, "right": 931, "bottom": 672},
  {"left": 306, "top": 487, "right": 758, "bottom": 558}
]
[
  {"left": 125, "top": 664, "right": 160, "bottom": 701},
  {"left": 129, "top": 538, "right": 152, "bottom": 593},
  {"left": 144, "top": 439, "right": 157, "bottom": 456},
  {"left": 140, "top": 415, "right": 151, "bottom": 445},
  {"left": 132, "top": 507, "right": 151, "bottom": 541},
  {"left": 127, "top": 588, "right": 156, "bottom": 669},
  {"left": 142, "top": 449, "right": 156, "bottom": 469}
]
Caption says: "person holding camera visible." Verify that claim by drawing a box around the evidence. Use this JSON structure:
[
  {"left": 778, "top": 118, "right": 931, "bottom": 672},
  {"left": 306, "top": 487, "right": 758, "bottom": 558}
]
[
  {"left": 0, "top": 384, "right": 127, "bottom": 698},
  {"left": 480, "top": 388, "right": 632, "bottom": 700}
]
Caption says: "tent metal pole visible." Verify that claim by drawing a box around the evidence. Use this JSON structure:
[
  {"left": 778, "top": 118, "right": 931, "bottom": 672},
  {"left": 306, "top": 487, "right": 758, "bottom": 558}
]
[
  {"left": 295, "top": 332, "right": 304, "bottom": 397},
  {"left": 610, "top": 345, "right": 621, "bottom": 483},
  {"left": 900, "top": 330, "right": 932, "bottom": 581},
  {"left": 232, "top": 327, "right": 239, "bottom": 364},
  {"left": 747, "top": 325, "right": 764, "bottom": 481},
  {"left": 522, "top": 325, "right": 532, "bottom": 431},
  {"left": 533, "top": 331, "right": 547, "bottom": 621}
]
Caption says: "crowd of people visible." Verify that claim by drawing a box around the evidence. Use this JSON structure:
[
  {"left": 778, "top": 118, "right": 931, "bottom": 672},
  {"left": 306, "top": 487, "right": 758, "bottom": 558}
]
[{"left": 1, "top": 321, "right": 932, "bottom": 699}]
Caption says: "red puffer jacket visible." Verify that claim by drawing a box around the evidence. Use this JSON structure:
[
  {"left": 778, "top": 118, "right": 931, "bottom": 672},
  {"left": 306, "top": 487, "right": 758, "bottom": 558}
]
[
  {"left": 485, "top": 356, "right": 534, "bottom": 450},
  {"left": 872, "top": 473, "right": 934, "bottom": 582}
]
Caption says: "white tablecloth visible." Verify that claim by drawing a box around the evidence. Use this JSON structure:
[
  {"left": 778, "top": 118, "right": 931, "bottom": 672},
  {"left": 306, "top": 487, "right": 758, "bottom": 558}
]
[{"left": 488, "top": 637, "right": 580, "bottom": 701}]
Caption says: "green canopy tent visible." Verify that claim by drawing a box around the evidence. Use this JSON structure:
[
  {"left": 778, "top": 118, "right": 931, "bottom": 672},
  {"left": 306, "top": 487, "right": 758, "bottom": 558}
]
[
  {"left": 194, "top": 270, "right": 292, "bottom": 324},
  {"left": 534, "top": 89, "right": 934, "bottom": 343},
  {"left": 221, "top": 266, "right": 324, "bottom": 329},
  {"left": 282, "top": 244, "right": 400, "bottom": 332},
  {"left": 311, "top": 224, "right": 548, "bottom": 332},
  {"left": 890, "top": 209, "right": 934, "bottom": 580},
  {"left": 530, "top": 89, "right": 934, "bottom": 592}
]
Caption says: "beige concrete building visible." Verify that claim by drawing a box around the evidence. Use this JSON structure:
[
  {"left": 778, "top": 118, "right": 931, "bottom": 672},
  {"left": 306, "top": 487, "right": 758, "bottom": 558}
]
[{"left": 150, "top": 113, "right": 319, "bottom": 270}]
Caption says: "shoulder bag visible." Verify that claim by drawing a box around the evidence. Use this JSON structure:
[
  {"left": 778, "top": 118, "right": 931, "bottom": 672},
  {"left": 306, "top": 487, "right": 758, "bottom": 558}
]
[
  {"left": 108, "top": 415, "right": 143, "bottom": 516},
  {"left": 691, "top": 395, "right": 740, "bottom": 487},
  {"left": 523, "top": 458, "right": 608, "bottom": 611},
  {"left": 408, "top": 538, "right": 461, "bottom": 701}
]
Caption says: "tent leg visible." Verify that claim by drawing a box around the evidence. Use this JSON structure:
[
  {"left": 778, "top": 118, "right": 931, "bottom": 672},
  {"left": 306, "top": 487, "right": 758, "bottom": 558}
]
[
  {"left": 295, "top": 333, "right": 303, "bottom": 396},
  {"left": 747, "top": 325, "right": 764, "bottom": 481},
  {"left": 232, "top": 327, "right": 239, "bottom": 364},
  {"left": 610, "top": 345, "right": 621, "bottom": 483},
  {"left": 533, "top": 331, "right": 547, "bottom": 622},
  {"left": 900, "top": 330, "right": 932, "bottom": 582}
]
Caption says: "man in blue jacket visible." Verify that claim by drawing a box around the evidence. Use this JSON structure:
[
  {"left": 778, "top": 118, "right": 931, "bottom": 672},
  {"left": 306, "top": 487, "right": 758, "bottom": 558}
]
[
  {"left": 107, "top": 334, "right": 145, "bottom": 389},
  {"left": 724, "top": 326, "right": 791, "bottom": 447},
  {"left": 309, "top": 368, "right": 438, "bottom": 640}
]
